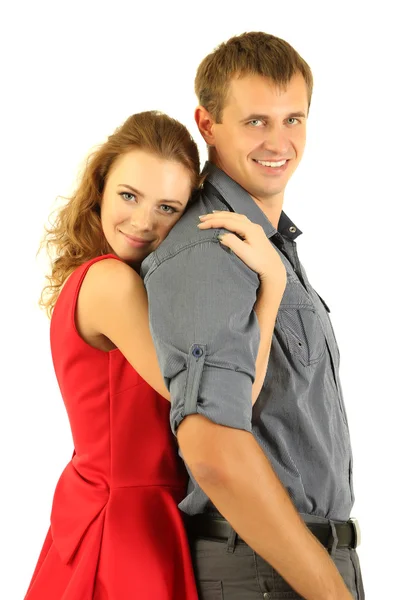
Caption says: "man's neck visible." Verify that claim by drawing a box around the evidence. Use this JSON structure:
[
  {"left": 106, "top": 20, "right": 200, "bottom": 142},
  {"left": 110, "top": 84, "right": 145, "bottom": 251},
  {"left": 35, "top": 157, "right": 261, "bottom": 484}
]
[
  {"left": 250, "top": 194, "right": 283, "bottom": 230},
  {"left": 207, "top": 157, "right": 284, "bottom": 231}
]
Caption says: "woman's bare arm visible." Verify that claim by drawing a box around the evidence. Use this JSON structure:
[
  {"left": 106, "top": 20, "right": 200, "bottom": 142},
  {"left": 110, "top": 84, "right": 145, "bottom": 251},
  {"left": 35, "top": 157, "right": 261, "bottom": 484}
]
[
  {"left": 77, "top": 258, "right": 171, "bottom": 400},
  {"left": 251, "top": 281, "right": 284, "bottom": 404},
  {"left": 76, "top": 256, "right": 282, "bottom": 406},
  {"left": 76, "top": 212, "right": 285, "bottom": 406},
  {"left": 198, "top": 212, "right": 287, "bottom": 406}
]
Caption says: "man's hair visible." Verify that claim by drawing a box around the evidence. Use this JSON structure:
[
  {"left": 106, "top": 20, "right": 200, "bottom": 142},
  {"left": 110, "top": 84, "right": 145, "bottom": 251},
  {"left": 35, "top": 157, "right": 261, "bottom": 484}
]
[{"left": 195, "top": 31, "right": 313, "bottom": 122}]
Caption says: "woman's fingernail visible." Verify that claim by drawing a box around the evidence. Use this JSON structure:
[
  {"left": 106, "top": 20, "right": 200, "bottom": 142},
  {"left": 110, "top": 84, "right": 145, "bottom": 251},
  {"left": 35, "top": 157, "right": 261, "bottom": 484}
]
[
  {"left": 217, "top": 234, "right": 226, "bottom": 241},
  {"left": 198, "top": 215, "right": 206, "bottom": 220}
]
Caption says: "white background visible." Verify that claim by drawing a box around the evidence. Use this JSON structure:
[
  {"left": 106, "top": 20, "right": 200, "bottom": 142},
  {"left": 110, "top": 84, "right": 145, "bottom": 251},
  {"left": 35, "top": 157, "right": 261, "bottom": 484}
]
[{"left": 1, "top": 1, "right": 398, "bottom": 598}]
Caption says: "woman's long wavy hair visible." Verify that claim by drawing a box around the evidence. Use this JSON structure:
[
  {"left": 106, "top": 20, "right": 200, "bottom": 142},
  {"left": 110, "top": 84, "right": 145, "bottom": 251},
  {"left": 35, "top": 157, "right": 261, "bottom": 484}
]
[{"left": 39, "top": 111, "right": 201, "bottom": 318}]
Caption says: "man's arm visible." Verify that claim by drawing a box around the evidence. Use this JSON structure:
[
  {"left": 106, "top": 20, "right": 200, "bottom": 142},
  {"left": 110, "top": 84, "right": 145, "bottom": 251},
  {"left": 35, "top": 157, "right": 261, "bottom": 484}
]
[
  {"left": 144, "top": 239, "right": 352, "bottom": 600},
  {"left": 178, "top": 417, "right": 352, "bottom": 600}
]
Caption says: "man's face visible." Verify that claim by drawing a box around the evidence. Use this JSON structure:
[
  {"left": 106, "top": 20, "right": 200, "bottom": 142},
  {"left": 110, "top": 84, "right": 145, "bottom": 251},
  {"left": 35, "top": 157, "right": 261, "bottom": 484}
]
[{"left": 211, "top": 73, "right": 309, "bottom": 204}]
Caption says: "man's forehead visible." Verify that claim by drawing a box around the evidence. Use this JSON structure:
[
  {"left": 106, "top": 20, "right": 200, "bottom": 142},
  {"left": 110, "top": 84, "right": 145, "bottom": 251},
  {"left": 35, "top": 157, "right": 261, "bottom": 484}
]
[{"left": 224, "top": 73, "right": 308, "bottom": 115}]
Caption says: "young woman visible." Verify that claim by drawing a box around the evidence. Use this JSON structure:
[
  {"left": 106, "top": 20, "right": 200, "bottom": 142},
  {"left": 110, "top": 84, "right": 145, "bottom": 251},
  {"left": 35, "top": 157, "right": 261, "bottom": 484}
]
[{"left": 25, "top": 110, "right": 286, "bottom": 599}]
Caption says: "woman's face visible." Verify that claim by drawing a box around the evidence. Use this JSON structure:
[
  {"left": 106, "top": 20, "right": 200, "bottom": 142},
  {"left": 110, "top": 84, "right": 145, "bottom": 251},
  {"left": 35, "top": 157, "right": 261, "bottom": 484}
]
[{"left": 100, "top": 148, "right": 193, "bottom": 267}]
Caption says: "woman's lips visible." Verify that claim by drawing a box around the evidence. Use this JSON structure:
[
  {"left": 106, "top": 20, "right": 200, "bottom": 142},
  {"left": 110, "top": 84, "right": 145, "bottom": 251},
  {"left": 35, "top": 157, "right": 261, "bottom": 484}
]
[{"left": 120, "top": 231, "right": 153, "bottom": 248}]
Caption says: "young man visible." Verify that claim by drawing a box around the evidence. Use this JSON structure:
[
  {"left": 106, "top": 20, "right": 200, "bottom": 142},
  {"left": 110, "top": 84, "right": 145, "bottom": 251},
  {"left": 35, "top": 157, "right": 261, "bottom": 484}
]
[{"left": 141, "top": 32, "right": 365, "bottom": 599}]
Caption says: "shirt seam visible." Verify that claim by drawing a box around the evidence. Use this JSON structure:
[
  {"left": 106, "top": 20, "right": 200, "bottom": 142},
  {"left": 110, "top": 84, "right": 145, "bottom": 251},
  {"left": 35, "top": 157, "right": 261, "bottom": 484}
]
[{"left": 144, "top": 236, "right": 259, "bottom": 288}]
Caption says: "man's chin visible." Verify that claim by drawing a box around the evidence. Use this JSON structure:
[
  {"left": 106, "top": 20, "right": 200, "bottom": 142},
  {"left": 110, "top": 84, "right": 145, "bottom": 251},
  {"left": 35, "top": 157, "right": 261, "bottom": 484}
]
[{"left": 250, "top": 182, "right": 286, "bottom": 200}]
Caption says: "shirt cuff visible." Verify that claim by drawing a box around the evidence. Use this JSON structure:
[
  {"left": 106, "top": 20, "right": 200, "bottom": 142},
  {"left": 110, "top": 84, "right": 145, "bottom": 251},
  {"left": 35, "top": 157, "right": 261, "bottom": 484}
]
[{"left": 170, "top": 364, "right": 253, "bottom": 435}]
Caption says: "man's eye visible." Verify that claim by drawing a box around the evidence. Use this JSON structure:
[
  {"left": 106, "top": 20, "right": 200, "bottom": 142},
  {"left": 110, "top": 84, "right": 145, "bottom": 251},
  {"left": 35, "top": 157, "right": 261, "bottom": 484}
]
[
  {"left": 120, "top": 192, "right": 136, "bottom": 201},
  {"left": 248, "top": 119, "right": 263, "bottom": 127},
  {"left": 287, "top": 118, "right": 299, "bottom": 125}
]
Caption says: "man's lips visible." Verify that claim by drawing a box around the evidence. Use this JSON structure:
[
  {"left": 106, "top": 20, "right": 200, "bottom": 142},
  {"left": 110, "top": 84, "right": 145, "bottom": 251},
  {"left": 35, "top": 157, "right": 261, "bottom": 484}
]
[
  {"left": 253, "top": 158, "right": 290, "bottom": 165},
  {"left": 252, "top": 158, "right": 291, "bottom": 173}
]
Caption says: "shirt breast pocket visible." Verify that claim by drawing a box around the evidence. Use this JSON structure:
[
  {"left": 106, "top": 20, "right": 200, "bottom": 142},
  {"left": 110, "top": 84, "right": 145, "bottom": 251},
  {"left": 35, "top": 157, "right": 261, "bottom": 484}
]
[{"left": 277, "top": 279, "right": 326, "bottom": 368}]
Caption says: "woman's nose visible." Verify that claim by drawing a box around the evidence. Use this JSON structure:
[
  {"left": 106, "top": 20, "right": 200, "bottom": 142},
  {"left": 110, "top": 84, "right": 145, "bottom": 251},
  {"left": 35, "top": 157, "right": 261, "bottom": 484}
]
[{"left": 130, "top": 207, "right": 153, "bottom": 231}]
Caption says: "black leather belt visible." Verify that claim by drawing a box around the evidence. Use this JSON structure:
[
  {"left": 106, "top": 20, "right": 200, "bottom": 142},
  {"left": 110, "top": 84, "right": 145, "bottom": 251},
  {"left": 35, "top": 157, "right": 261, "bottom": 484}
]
[{"left": 185, "top": 515, "right": 361, "bottom": 549}]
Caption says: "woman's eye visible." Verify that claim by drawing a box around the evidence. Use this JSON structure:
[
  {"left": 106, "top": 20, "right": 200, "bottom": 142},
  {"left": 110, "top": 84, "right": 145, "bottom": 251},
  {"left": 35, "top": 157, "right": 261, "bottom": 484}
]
[
  {"left": 120, "top": 192, "right": 136, "bottom": 202},
  {"left": 160, "top": 204, "right": 176, "bottom": 214}
]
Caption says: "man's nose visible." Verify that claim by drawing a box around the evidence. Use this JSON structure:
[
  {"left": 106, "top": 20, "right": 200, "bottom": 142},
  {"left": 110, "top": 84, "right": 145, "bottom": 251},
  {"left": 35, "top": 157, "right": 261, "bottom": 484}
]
[{"left": 261, "top": 125, "right": 289, "bottom": 156}]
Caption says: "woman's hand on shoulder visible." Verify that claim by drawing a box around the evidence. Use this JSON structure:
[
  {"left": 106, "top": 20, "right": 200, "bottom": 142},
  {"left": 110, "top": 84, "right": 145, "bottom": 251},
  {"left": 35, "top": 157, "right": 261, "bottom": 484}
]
[{"left": 198, "top": 211, "right": 286, "bottom": 290}]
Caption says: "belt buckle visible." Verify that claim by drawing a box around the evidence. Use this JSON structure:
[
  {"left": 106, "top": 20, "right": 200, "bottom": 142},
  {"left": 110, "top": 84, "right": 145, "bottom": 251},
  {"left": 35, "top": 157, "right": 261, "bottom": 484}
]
[{"left": 349, "top": 517, "right": 361, "bottom": 548}]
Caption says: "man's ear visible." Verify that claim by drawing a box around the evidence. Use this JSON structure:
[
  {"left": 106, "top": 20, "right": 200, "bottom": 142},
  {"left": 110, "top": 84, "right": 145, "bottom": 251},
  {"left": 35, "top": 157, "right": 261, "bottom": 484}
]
[{"left": 194, "top": 105, "right": 217, "bottom": 146}]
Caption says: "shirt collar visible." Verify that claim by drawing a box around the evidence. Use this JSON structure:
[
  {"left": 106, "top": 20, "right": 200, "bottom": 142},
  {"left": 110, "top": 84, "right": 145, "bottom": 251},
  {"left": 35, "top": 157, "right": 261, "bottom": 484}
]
[{"left": 203, "top": 161, "right": 303, "bottom": 242}]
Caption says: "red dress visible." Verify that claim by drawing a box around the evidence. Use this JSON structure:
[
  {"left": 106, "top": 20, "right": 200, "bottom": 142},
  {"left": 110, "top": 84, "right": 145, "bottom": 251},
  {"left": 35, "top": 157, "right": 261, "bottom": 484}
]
[{"left": 25, "top": 255, "right": 198, "bottom": 600}]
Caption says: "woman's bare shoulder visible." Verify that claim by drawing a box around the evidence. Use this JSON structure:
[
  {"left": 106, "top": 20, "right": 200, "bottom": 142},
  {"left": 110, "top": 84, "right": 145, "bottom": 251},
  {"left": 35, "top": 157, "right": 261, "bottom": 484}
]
[
  {"left": 76, "top": 257, "right": 145, "bottom": 346},
  {"left": 84, "top": 257, "right": 142, "bottom": 297},
  {"left": 79, "top": 257, "right": 144, "bottom": 321}
]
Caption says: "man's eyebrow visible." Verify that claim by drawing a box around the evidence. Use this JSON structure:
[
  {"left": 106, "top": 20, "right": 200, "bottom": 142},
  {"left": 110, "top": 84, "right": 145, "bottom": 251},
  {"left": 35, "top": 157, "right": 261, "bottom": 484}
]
[
  {"left": 240, "top": 111, "right": 307, "bottom": 122},
  {"left": 287, "top": 111, "right": 307, "bottom": 119},
  {"left": 117, "top": 184, "right": 183, "bottom": 205}
]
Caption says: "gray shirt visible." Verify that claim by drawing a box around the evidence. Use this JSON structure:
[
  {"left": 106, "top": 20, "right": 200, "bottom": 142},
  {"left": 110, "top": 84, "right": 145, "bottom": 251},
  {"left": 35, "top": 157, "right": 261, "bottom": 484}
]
[{"left": 141, "top": 162, "right": 354, "bottom": 522}]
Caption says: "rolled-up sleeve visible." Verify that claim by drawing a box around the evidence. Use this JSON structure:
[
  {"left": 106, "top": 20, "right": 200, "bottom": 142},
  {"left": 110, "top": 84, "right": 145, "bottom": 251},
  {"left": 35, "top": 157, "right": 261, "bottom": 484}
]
[{"left": 143, "top": 238, "right": 260, "bottom": 434}]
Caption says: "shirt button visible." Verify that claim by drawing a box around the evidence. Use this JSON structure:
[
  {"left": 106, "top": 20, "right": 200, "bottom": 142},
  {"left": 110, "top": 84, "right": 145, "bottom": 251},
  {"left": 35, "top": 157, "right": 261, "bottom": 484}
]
[
  {"left": 289, "top": 226, "right": 297, "bottom": 233},
  {"left": 263, "top": 594, "right": 269, "bottom": 599},
  {"left": 192, "top": 346, "right": 203, "bottom": 358}
]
